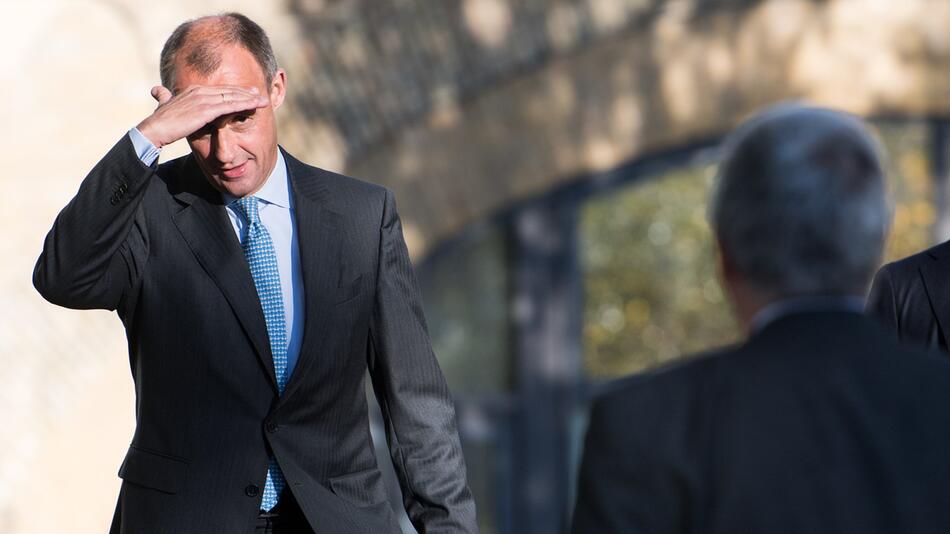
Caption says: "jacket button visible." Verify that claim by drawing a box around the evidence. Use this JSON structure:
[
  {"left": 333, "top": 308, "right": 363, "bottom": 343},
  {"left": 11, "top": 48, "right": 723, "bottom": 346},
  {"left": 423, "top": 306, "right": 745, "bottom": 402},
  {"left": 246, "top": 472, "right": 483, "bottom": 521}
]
[
  {"left": 265, "top": 422, "right": 279, "bottom": 433},
  {"left": 245, "top": 484, "right": 259, "bottom": 497}
]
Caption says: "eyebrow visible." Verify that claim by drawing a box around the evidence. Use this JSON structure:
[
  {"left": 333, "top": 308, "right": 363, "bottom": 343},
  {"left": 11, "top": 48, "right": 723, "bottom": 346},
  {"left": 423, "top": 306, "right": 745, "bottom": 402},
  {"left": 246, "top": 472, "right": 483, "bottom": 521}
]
[{"left": 204, "top": 109, "right": 258, "bottom": 129}]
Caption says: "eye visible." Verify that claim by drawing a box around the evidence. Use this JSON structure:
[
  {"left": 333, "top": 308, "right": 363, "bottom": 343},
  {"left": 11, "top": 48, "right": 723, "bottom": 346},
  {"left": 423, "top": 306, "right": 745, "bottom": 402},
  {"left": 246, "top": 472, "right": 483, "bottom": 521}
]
[
  {"left": 234, "top": 114, "right": 251, "bottom": 123},
  {"left": 188, "top": 124, "right": 212, "bottom": 140}
]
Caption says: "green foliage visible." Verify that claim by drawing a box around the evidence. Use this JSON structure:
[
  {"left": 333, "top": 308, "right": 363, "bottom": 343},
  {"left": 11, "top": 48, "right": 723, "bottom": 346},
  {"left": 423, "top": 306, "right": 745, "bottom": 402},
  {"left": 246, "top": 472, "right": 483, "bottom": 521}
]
[
  {"left": 581, "top": 160, "right": 738, "bottom": 377},
  {"left": 875, "top": 122, "right": 933, "bottom": 263}
]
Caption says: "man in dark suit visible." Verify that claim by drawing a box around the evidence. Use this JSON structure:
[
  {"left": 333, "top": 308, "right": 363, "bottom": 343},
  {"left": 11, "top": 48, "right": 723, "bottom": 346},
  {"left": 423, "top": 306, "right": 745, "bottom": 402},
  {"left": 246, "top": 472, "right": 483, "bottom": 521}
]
[
  {"left": 867, "top": 242, "right": 950, "bottom": 351},
  {"left": 571, "top": 105, "right": 950, "bottom": 534},
  {"left": 34, "top": 13, "right": 476, "bottom": 534}
]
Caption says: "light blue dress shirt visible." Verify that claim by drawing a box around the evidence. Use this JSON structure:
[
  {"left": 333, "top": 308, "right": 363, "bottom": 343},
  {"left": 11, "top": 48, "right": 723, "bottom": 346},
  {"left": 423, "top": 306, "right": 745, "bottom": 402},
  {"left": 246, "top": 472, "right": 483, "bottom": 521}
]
[{"left": 129, "top": 128, "right": 305, "bottom": 378}]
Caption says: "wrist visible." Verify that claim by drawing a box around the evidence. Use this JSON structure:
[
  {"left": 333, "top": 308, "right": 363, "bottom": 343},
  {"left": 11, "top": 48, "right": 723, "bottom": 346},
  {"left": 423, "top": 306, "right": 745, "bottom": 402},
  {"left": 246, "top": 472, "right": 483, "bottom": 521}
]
[{"left": 135, "top": 119, "right": 165, "bottom": 149}]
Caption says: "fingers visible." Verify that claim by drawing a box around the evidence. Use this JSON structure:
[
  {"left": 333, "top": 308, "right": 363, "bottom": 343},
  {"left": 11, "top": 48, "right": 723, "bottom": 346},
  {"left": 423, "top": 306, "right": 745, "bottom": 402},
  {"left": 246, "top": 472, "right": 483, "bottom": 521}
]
[
  {"left": 206, "top": 91, "right": 271, "bottom": 115},
  {"left": 189, "top": 85, "right": 261, "bottom": 101},
  {"left": 150, "top": 86, "right": 172, "bottom": 105},
  {"left": 138, "top": 84, "right": 272, "bottom": 147},
  {"left": 181, "top": 86, "right": 268, "bottom": 112}
]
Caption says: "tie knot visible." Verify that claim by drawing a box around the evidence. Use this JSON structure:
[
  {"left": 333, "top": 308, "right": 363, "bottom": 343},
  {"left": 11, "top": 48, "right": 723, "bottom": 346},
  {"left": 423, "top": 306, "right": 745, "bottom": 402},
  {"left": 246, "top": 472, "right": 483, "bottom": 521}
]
[{"left": 234, "top": 196, "right": 260, "bottom": 225}]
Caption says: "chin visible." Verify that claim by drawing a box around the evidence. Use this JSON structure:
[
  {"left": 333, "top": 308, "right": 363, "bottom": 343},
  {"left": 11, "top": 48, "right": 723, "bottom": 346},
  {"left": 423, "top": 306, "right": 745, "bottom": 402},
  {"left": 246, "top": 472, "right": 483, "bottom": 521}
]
[{"left": 214, "top": 177, "right": 258, "bottom": 199}]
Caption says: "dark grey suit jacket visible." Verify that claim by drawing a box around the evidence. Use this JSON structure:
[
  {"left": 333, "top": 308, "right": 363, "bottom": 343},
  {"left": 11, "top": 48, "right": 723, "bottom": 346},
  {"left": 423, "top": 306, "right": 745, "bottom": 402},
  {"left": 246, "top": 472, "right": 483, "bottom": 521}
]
[
  {"left": 572, "top": 311, "right": 950, "bottom": 534},
  {"left": 34, "top": 135, "right": 477, "bottom": 534},
  {"left": 867, "top": 240, "right": 950, "bottom": 351}
]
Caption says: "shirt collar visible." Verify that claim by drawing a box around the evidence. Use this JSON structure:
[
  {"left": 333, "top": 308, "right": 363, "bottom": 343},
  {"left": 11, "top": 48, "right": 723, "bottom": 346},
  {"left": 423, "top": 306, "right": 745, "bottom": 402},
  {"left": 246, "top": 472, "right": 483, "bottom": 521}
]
[
  {"left": 221, "top": 149, "right": 291, "bottom": 209},
  {"left": 750, "top": 295, "right": 866, "bottom": 334}
]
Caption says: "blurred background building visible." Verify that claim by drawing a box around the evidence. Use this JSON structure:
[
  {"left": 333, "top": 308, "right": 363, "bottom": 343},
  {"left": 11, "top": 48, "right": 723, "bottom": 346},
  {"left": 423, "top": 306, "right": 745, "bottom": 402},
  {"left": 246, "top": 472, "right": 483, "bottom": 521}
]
[{"left": 4, "top": 0, "right": 950, "bottom": 532}]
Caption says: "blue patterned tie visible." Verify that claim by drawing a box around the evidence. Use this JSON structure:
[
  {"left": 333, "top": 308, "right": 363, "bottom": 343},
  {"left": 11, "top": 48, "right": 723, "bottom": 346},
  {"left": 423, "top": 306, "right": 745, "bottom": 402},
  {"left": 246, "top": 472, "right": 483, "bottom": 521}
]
[{"left": 234, "top": 196, "right": 287, "bottom": 511}]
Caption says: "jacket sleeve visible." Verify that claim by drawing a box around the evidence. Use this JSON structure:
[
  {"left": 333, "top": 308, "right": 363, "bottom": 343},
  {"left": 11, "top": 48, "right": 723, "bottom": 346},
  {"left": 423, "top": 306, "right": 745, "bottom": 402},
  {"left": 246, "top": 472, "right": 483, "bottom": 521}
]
[
  {"left": 571, "top": 391, "right": 690, "bottom": 534},
  {"left": 33, "top": 134, "right": 153, "bottom": 312},
  {"left": 866, "top": 264, "right": 899, "bottom": 332},
  {"left": 366, "top": 188, "right": 478, "bottom": 533}
]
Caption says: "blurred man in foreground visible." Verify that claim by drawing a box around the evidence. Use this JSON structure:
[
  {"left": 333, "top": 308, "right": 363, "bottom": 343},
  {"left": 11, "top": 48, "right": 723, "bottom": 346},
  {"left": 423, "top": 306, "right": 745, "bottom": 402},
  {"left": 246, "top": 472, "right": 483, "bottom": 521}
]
[
  {"left": 34, "top": 12, "right": 475, "bottom": 534},
  {"left": 572, "top": 105, "right": 950, "bottom": 534}
]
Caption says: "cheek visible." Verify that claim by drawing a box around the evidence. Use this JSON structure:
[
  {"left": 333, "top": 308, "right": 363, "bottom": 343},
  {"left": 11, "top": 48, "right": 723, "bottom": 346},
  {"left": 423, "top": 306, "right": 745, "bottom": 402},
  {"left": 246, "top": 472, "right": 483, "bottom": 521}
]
[{"left": 245, "top": 127, "right": 277, "bottom": 156}]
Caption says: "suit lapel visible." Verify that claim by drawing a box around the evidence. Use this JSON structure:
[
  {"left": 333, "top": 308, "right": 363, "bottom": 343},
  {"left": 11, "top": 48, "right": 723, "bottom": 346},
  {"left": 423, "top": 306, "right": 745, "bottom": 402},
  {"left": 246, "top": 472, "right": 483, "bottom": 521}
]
[
  {"left": 280, "top": 149, "right": 343, "bottom": 402},
  {"left": 169, "top": 157, "right": 279, "bottom": 392},
  {"left": 919, "top": 248, "right": 950, "bottom": 345}
]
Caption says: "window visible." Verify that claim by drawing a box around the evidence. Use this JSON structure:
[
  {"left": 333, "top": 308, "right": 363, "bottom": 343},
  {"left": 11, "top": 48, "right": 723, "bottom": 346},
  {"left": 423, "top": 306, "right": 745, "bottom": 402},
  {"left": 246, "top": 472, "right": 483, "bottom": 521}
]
[{"left": 418, "top": 224, "right": 512, "bottom": 395}]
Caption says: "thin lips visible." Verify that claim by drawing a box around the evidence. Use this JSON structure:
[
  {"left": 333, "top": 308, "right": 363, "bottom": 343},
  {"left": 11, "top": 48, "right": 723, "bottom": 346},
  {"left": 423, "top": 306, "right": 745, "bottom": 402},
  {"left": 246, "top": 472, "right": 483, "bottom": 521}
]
[{"left": 218, "top": 162, "right": 248, "bottom": 178}]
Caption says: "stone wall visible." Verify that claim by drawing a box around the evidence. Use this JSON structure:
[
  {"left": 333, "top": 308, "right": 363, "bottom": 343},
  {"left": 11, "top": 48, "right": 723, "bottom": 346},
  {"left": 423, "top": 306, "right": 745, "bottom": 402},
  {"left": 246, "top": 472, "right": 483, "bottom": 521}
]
[{"left": 343, "top": 0, "right": 950, "bottom": 256}]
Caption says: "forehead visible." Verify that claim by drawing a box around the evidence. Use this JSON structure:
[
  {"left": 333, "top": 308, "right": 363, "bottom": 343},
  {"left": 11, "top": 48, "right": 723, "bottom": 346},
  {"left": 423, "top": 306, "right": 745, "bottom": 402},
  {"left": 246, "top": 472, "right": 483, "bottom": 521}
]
[{"left": 173, "top": 44, "right": 266, "bottom": 93}]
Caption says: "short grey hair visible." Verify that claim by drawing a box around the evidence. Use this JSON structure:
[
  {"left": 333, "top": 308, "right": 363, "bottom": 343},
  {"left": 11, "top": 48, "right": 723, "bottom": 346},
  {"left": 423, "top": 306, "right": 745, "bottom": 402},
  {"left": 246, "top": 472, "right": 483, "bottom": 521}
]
[
  {"left": 709, "top": 104, "right": 890, "bottom": 297},
  {"left": 160, "top": 12, "right": 278, "bottom": 90}
]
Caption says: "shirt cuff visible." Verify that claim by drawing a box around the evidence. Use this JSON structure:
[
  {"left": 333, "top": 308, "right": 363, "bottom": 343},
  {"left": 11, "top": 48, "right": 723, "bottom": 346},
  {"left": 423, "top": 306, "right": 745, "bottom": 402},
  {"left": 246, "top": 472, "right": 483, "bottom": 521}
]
[{"left": 128, "top": 127, "right": 161, "bottom": 167}]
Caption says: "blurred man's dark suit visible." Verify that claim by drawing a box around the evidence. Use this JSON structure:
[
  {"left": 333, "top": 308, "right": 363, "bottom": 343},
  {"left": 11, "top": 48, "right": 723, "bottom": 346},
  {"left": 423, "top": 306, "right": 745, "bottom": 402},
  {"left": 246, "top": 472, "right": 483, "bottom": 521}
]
[
  {"left": 33, "top": 135, "right": 476, "bottom": 534},
  {"left": 867, "top": 241, "right": 950, "bottom": 351},
  {"left": 572, "top": 309, "right": 950, "bottom": 534}
]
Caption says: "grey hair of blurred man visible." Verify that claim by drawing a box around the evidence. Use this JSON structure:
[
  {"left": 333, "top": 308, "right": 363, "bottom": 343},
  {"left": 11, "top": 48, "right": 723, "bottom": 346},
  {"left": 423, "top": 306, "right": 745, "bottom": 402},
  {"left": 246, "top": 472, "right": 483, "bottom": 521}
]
[{"left": 709, "top": 104, "right": 890, "bottom": 317}]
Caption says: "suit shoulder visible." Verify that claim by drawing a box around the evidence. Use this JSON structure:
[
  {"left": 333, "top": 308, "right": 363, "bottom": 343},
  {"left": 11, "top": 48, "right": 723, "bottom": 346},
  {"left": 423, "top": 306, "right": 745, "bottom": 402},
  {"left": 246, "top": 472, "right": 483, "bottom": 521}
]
[
  {"left": 879, "top": 241, "right": 950, "bottom": 278},
  {"left": 593, "top": 346, "right": 734, "bottom": 421},
  {"left": 587, "top": 347, "right": 736, "bottom": 463},
  {"left": 318, "top": 167, "right": 387, "bottom": 198},
  {"left": 283, "top": 150, "right": 387, "bottom": 198}
]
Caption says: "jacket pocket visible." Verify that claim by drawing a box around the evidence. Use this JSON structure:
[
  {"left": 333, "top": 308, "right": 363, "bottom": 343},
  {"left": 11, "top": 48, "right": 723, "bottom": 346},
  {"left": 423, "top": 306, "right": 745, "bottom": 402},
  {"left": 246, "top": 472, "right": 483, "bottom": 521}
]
[
  {"left": 335, "top": 274, "right": 364, "bottom": 304},
  {"left": 118, "top": 445, "right": 189, "bottom": 494},
  {"left": 328, "top": 467, "right": 387, "bottom": 507}
]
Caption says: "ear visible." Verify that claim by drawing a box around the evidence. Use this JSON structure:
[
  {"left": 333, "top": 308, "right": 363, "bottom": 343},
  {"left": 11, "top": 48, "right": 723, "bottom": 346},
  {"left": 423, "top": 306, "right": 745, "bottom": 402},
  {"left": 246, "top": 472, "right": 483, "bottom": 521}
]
[
  {"left": 269, "top": 68, "right": 287, "bottom": 110},
  {"left": 716, "top": 237, "right": 738, "bottom": 287},
  {"left": 716, "top": 238, "right": 771, "bottom": 334},
  {"left": 715, "top": 239, "right": 751, "bottom": 332}
]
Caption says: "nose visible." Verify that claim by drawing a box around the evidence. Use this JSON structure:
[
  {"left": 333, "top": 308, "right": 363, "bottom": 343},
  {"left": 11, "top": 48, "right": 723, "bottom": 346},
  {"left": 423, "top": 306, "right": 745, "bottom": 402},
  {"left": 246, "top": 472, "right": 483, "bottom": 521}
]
[{"left": 211, "top": 127, "right": 237, "bottom": 165}]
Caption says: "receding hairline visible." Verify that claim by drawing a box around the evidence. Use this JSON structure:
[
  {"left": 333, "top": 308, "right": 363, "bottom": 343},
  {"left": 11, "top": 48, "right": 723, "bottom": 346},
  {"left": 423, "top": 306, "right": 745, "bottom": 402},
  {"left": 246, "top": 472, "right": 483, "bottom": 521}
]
[
  {"left": 180, "top": 15, "right": 237, "bottom": 48},
  {"left": 160, "top": 13, "right": 278, "bottom": 90}
]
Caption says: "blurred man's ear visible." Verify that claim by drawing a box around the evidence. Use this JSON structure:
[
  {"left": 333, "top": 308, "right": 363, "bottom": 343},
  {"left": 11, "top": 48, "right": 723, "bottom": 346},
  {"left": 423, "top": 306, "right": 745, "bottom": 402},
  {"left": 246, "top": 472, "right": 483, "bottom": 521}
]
[
  {"left": 715, "top": 237, "right": 739, "bottom": 298},
  {"left": 716, "top": 238, "right": 763, "bottom": 335}
]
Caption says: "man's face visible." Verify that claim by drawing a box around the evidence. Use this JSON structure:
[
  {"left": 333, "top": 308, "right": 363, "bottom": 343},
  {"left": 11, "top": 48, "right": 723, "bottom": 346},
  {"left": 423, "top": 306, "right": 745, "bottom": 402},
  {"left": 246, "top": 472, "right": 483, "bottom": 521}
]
[{"left": 175, "top": 44, "right": 286, "bottom": 198}]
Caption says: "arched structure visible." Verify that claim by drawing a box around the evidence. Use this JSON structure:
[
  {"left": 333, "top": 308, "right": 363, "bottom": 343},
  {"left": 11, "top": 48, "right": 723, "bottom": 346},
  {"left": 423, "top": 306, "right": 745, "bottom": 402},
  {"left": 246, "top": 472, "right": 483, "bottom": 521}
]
[{"left": 278, "top": 0, "right": 950, "bottom": 257}]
